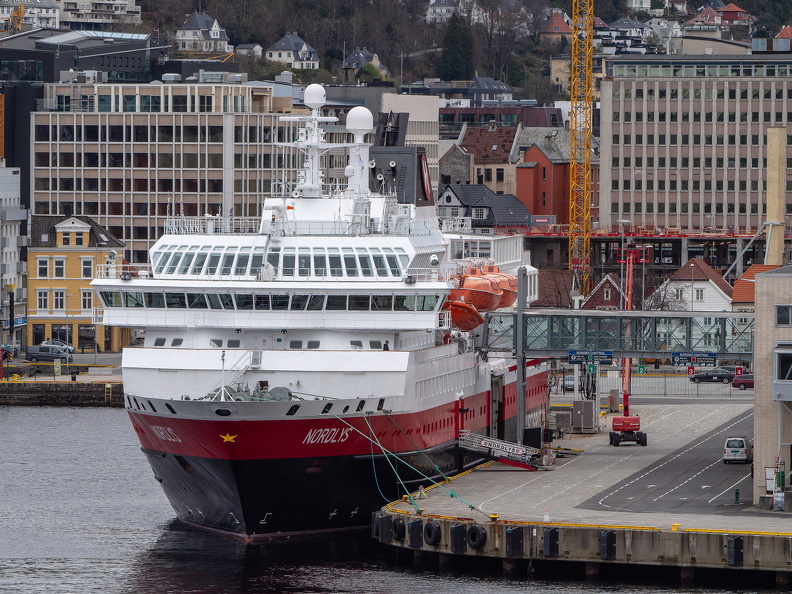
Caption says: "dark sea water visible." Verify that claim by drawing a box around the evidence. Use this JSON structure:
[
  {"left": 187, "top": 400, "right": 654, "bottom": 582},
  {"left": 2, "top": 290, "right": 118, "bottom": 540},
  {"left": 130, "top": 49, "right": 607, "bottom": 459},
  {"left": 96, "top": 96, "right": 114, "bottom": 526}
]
[{"left": 0, "top": 406, "right": 777, "bottom": 594}]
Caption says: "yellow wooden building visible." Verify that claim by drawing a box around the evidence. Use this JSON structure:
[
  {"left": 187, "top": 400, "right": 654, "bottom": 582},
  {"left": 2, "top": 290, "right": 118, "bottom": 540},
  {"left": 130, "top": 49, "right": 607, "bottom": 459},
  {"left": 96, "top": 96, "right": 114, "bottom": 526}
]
[{"left": 27, "top": 215, "right": 128, "bottom": 352}]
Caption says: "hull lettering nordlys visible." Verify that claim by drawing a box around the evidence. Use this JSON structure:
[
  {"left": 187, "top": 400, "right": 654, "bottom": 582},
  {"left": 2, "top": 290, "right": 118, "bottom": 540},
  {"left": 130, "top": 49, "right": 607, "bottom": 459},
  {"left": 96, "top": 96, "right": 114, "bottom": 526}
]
[
  {"left": 150, "top": 425, "right": 182, "bottom": 443},
  {"left": 302, "top": 427, "right": 352, "bottom": 444}
]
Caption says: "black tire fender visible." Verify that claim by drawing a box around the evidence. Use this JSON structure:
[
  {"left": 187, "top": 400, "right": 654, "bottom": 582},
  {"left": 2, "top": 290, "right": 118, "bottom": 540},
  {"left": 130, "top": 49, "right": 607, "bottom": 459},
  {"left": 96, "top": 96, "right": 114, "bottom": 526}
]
[
  {"left": 391, "top": 517, "right": 406, "bottom": 541},
  {"left": 466, "top": 524, "right": 487, "bottom": 549},
  {"left": 423, "top": 520, "right": 441, "bottom": 546}
]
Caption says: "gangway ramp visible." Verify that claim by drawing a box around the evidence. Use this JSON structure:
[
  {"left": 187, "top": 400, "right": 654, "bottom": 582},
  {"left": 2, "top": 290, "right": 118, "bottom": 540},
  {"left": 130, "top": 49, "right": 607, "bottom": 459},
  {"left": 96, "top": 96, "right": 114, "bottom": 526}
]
[{"left": 458, "top": 430, "right": 547, "bottom": 470}]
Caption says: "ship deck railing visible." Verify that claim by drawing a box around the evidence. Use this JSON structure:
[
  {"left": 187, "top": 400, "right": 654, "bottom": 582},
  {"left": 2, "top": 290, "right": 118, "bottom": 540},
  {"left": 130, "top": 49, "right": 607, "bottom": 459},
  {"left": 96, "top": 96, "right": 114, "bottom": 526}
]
[
  {"left": 162, "top": 216, "right": 442, "bottom": 237},
  {"left": 94, "top": 264, "right": 458, "bottom": 283}
]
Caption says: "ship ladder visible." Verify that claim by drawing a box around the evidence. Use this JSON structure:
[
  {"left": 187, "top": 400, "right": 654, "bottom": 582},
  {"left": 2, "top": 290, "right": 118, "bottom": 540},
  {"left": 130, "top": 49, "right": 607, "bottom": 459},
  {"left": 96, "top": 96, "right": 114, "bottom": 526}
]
[{"left": 457, "top": 430, "right": 544, "bottom": 470}]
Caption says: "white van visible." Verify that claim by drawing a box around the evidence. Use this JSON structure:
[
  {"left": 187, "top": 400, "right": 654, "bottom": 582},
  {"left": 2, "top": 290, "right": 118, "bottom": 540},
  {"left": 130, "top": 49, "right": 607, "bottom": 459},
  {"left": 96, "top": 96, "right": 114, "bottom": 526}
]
[{"left": 723, "top": 437, "right": 753, "bottom": 464}]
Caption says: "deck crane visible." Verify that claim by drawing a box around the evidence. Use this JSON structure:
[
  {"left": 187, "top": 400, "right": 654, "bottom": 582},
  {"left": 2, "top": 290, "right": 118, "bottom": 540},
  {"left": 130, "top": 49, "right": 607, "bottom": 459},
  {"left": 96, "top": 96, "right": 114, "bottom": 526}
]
[
  {"left": 568, "top": 0, "right": 594, "bottom": 295},
  {"left": 609, "top": 244, "right": 650, "bottom": 447}
]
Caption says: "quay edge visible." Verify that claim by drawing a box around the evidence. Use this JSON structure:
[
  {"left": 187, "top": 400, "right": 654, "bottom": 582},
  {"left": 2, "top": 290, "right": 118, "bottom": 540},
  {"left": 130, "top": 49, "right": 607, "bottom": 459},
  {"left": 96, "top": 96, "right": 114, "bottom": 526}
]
[{"left": 373, "top": 506, "right": 792, "bottom": 586}]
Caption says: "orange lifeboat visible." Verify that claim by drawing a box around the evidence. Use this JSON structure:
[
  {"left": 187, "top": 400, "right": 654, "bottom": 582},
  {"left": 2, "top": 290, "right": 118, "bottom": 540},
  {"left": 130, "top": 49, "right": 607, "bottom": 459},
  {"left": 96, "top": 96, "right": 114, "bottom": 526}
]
[
  {"left": 449, "top": 268, "right": 503, "bottom": 311},
  {"left": 442, "top": 300, "right": 485, "bottom": 331},
  {"left": 482, "top": 265, "right": 518, "bottom": 308}
]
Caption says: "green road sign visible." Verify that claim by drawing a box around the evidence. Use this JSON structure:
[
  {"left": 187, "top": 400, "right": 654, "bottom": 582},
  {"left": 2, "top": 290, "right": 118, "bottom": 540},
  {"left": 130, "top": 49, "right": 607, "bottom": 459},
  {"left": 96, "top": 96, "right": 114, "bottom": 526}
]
[
  {"left": 588, "top": 364, "right": 596, "bottom": 374},
  {"left": 638, "top": 365, "right": 646, "bottom": 374}
]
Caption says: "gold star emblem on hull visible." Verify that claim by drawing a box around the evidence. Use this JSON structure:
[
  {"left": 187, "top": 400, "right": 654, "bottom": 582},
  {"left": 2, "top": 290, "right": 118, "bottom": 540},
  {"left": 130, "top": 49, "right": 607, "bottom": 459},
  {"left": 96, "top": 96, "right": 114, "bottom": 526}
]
[{"left": 220, "top": 433, "right": 238, "bottom": 443}]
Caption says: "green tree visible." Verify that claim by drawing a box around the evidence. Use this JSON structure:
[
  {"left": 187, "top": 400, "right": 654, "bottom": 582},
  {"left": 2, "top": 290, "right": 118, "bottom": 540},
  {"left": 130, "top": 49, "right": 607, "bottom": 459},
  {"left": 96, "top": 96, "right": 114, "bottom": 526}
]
[
  {"left": 356, "top": 63, "right": 382, "bottom": 82},
  {"left": 436, "top": 13, "right": 474, "bottom": 81}
]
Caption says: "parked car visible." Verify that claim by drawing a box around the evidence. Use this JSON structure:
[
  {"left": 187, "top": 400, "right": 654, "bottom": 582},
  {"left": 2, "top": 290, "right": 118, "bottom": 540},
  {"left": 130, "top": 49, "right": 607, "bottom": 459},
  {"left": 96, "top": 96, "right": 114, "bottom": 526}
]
[
  {"left": 562, "top": 375, "right": 576, "bottom": 392},
  {"left": 40, "top": 339, "right": 75, "bottom": 353},
  {"left": 719, "top": 365, "right": 748, "bottom": 376},
  {"left": 732, "top": 374, "right": 754, "bottom": 390},
  {"left": 689, "top": 368, "right": 735, "bottom": 384},
  {"left": 723, "top": 437, "right": 753, "bottom": 463},
  {"left": 25, "top": 345, "right": 73, "bottom": 363}
]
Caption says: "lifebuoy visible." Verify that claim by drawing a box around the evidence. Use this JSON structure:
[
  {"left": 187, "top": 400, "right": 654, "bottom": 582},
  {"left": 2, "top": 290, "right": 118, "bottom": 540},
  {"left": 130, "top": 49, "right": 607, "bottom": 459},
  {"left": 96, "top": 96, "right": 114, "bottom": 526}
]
[
  {"left": 466, "top": 524, "right": 487, "bottom": 549},
  {"left": 423, "top": 520, "right": 441, "bottom": 546},
  {"left": 391, "top": 517, "right": 406, "bottom": 541}
]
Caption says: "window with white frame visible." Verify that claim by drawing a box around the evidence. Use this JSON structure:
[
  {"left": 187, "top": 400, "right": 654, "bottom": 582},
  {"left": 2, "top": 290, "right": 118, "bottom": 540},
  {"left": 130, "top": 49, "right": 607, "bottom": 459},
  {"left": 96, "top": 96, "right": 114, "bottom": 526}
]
[
  {"left": 777, "top": 305, "right": 792, "bottom": 325},
  {"left": 62, "top": 232, "right": 70, "bottom": 246},
  {"left": 695, "top": 288, "right": 704, "bottom": 301},
  {"left": 75, "top": 233, "right": 84, "bottom": 246},
  {"left": 37, "top": 290, "right": 48, "bottom": 310},
  {"left": 473, "top": 208, "right": 487, "bottom": 219},
  {"left": 53, "top": 259, "right": 65, "bottom": 278},
  {"left": 37, "top": 259, "right": 48, "bottom": 278},
  {"left": 82, "top": 259, "right": 93, "bottom": 278},
  {"left": 81, "top": 290, "right": 93, "bottom": 310},
  {"left": 53, "top": 290, "right": 65, "bottom": 310},
  {"left": 674, "top": 288, "right": 683, "bottom": 300},
  {"left": 604, "top": 288, "right": 611, "bottom": 300}
]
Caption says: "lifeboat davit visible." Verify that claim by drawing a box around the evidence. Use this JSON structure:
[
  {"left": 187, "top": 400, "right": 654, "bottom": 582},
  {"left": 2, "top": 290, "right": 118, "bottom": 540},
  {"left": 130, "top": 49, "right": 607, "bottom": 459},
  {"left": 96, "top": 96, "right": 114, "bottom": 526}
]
[
  {"left": 482, "top": 265, "right": 518, "bottom": 308},
  {"left": 449, "top": 268, "right": 503, "bottom": 311},
  {"left": 442, "top": 300, "right": 485, "bottom": 331}
]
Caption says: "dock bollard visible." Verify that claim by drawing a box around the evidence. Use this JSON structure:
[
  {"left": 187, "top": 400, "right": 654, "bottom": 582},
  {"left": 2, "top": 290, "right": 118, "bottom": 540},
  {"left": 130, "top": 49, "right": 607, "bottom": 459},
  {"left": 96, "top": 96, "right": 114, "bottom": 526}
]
[{"left": 734, "top": 488, "right": 740, "bottom": 504}]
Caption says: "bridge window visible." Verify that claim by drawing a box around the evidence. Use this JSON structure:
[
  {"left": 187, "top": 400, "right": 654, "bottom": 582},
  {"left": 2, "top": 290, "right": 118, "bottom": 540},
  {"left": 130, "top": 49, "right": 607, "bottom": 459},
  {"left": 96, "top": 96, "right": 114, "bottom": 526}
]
[
  {"left": 154, "top": 338, "right": 166, "bottom": 346},
  {"left": 369, "top": 340, "right": 383, "bottom": 349},
  {"left": 144, "top": 292, "right": 165, "bottom": 308},
  {"left": 228, "top": 340, "right": 240, "bottom": 348},
  {"left": 282, "top": 249, "right": 295, "bottom": 276},
  {"left": 165, "top": 252, "right": 183, "bottom": 274},
  {"left": 210, "top": 339, "right": 223, "bottom": 347},
  {"left": 372, "top": 254, "right": 389, "bottom": 276},
  {"left": 348, "top": 295, "right": 370, "bottom": 310},
  {"left": 343, "top": 251, "right": 358, "bottom": 277},
  {"left": 267, "top": 248, "right": 280, "bottom": 273},
  {"left": 123, "top": 292, "right": 144, "bottom": 308},
  {"left": 307, "top": 295, "right": 325, "bottom": 310},
  {"left": 206, "top": 253, "right": 221, "bottom": 275},
  {"left": 234, "top": 254, "right": 250, "bottom": 275},
  {"left": 307, "top": 340, "right": 320, "bottom": 349},
  {"left": 165, "top": 293, "right": 187, "bottom": 308},
  {"left": 207, "top": 294, "right": 223, "bottom": 309},
  {"left": 372, "top": 295, "right": 393, "bottom": 310},
  {"left": 289, "top": 340, "right": 303, "bottom": 349},
  {"left": 101, "top": 291, "right": 122, "bottom": 307},
  {"left": 187, "top": 293, "right": 208, "bottom": 308},
  {"left": 190, "top": 253, "right": 208, "bottom": 274},
  {"left": 219, "top": 294, "right": 234, "bottom": 309},
  {"left": 178, "top": 253, "right": 194, "bottom": 274},
  {"left": 313, "top": 252, "right": 327, "bottom": 276},
  {"left": 328, "top": 249, "right": 343, "bottom": 276},
  {"left": 235, "top": 294, "right": 254, "bottom": 310},
  {"left": 327, "top": 295, "right": 347, "bottom": 310},
  {"left": 255, "top": 295, "right": 270, "bottom": 310},
  {"left": 271, "top": 295, "right": 290, "bottom": 310},
  {"left": 220, "top": 253, "right": 235, "bottom": 275},
  {"left": 291, "top": 295, "right": 309, "bottom": 310},
  {"left": 394, "top": 295, "right": 416, "bottom": 311},
  {"left": 298, "top": 249, "right": 311, "bottom": 276}
]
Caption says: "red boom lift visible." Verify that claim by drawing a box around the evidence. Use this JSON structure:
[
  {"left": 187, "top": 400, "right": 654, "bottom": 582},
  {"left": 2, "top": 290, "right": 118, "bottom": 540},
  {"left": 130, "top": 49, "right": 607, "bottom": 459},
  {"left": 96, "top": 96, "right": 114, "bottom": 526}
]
[{"left": 610, "top": 244, "right": 650, "bottom": 447}]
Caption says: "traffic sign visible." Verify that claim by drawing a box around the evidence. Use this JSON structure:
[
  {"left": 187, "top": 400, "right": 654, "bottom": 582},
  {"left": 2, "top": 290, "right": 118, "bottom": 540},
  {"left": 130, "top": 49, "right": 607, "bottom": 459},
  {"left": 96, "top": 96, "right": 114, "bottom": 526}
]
[
  {"left": 687, "top": 366, "right": 695, "bottom": 375},
  {"left": 568, "top": 350, "right": 613, "bottom": 365},
  {"left": 587, "top": 364, "right": 596, "bottom": 374},
  {"left": 637, "top": 365, "right": 646, "bottom": 374},
  {"left": 672, "top": 352, "right": 717, "bottom": 367}
]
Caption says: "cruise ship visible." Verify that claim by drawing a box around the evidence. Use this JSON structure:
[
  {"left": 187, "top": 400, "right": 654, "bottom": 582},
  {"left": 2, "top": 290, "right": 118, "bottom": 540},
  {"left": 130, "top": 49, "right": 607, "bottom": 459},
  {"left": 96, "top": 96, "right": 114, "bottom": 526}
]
[{"left": 92, "top": 85, "right": 550, "bottom": 539}]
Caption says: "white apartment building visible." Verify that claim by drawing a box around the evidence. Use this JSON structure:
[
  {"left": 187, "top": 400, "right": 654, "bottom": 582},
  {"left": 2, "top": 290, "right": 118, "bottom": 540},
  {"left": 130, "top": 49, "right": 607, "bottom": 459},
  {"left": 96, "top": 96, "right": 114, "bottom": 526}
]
[{"left": 600, "top": 55, "right": 792, "bottom": 233}]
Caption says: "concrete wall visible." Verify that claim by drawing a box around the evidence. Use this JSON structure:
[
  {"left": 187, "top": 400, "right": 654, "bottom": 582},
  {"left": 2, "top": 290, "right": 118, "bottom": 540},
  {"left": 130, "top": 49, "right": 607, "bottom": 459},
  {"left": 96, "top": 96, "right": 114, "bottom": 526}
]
[{"left": 754, "top": 267, "right": 792, "bottom": 504}]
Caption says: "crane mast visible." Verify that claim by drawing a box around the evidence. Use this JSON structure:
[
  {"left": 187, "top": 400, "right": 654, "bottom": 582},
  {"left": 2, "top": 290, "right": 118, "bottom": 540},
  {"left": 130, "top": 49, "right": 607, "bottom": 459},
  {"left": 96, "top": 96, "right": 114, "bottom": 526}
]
[{"left": 568, "top": 0, "right": 594, "bottom": 295}]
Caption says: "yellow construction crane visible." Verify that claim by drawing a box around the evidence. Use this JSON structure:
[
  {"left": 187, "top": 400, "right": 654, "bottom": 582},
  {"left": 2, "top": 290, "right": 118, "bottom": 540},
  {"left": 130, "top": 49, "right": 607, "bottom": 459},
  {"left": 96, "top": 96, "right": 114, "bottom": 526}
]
[
  {"left": 568, "top": 0, "right": 594, "bottom": 295},
  {"left": 7, "top": 3, "right": 24, "bottom": 32}
]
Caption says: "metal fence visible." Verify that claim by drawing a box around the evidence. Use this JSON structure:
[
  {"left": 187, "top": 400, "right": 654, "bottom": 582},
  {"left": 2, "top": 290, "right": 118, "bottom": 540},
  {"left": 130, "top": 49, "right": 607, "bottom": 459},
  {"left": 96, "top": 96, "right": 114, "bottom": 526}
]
[{"left": 549, "top": 366, "right": 753, "bottom": 399}]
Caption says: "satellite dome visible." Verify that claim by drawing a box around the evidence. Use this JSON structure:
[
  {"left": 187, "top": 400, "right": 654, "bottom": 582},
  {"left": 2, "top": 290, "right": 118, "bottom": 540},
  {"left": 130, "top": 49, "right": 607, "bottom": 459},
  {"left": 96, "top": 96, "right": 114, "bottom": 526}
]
[
  {"left": 303, "top": 84, "right": 326, "bottom": 109},
  {"left": 346, "top": 106, "right": 374, "bottom": 135}
]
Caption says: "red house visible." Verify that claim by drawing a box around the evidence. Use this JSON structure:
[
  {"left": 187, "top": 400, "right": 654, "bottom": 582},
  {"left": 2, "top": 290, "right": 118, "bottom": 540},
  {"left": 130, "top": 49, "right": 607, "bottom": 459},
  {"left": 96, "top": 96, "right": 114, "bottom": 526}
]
[{"left": 514, "top": 127, "right": 599, "bottom": 226}]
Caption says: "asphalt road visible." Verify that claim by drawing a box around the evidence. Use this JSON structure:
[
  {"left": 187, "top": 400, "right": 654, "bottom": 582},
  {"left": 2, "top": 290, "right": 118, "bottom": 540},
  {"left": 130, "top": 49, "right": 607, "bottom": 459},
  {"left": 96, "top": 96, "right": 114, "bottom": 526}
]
[{"left": 581, "top": 408, "right": 754, "bottom": 514}]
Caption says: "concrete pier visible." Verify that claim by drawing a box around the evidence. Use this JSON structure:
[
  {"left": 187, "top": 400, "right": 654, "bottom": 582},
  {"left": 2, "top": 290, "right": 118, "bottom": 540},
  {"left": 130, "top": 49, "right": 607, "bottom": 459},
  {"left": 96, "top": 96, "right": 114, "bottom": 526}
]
[{"left": 375, "top": 399, "right": 792, "bottom": 582}]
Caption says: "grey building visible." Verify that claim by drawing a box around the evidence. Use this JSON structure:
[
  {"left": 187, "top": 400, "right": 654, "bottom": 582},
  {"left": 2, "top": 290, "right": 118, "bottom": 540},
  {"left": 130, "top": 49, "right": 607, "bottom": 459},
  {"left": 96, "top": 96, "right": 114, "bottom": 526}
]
[{"left": 600, "top": 54, "right": 792, "bottom": 236}]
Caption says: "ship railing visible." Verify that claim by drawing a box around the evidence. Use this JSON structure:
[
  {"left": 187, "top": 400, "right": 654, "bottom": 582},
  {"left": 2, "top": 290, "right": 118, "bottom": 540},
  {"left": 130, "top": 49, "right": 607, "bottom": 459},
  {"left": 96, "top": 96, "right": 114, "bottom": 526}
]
[
  {"left": 440, "top": 217, "right": 473, "bottom": 233},
  {"left": 164, "top": 216, "right": 261, "bottom": 235},
  {"left": 94, "top": 264, "right": 456, "bottom": 284}
]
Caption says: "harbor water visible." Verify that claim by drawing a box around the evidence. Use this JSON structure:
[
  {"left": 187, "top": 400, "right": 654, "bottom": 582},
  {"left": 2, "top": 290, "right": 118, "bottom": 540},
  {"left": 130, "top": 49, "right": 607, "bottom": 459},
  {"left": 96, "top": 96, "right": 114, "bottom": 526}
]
[{"left": 0, "top": 406, "right": 775, "bottom": 593}]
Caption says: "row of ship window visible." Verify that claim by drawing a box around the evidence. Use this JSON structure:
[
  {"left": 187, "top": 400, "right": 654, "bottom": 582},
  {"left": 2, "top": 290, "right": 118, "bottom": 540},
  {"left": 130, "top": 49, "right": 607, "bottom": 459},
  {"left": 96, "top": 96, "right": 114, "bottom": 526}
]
[
  {"left": 152, "top": 246, "right": 409, "bottom": 278},
  {"left": 150, "top": 338, "right": 387, "bottom": 350},
  {"left": 100, "top": 292, "right": 440, "bottom": 311}
]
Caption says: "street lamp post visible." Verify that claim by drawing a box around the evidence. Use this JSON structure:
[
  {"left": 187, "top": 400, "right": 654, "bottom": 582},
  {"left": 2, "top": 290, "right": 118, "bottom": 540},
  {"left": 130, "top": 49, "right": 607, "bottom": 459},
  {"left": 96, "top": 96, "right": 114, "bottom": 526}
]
[
  {"left": 617, "top": 219, "right": 631, "bottom": 309},
  {"left": 690, "top": 263, "right": 695, "bottom": 311}
]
